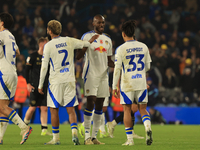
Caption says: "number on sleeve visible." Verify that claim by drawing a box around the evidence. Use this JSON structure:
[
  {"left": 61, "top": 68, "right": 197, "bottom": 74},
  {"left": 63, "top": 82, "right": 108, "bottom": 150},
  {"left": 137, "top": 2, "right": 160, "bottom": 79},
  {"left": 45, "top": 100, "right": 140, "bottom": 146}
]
[{"left": 58, "top": 49, "right": 69, "bottom": 66}]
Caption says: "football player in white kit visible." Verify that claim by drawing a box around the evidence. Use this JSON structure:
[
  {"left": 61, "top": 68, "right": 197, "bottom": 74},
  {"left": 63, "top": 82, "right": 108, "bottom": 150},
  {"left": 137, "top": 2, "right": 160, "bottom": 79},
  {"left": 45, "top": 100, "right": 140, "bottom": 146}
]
[
  {"left": 0, "top": 12, "right": 32, "bottom": 145},
  {"left": 76, "top": 14, "right": 114, "bottom": 145},
  {"left": 112, "top": 20, "right": 153, "bottom": 146},
  {"left": 38, "top": 20, "right": 98, "bottom": 145}
]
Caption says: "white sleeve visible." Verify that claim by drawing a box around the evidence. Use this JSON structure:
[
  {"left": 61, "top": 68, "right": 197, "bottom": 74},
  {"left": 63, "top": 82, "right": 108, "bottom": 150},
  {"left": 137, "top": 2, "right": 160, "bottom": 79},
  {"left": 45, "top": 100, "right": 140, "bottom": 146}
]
[
  {"left": 112, "top": 47, "right": 122, "bottom": 90},
  {"left": 107, "top": 39, "right": 113, "bottom": 56},
  {"left": 38, "top": 44, "right": 50, "bottom": 89},
  {"left": 71, "top": 37, "right": 90, "bottom": 49},
  {"left": 145, "top": 45, "right": 152, "bottom": 63}
]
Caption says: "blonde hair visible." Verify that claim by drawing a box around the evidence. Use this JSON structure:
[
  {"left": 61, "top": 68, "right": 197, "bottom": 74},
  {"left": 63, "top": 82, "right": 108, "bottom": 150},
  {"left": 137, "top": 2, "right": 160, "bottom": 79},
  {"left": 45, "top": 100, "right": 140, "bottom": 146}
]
[
  {"left": 37, "top": 37, "right": 48, "bottom": 45},
  {"left": 47, "top": 20, "right": 62, "bottom": 35}
]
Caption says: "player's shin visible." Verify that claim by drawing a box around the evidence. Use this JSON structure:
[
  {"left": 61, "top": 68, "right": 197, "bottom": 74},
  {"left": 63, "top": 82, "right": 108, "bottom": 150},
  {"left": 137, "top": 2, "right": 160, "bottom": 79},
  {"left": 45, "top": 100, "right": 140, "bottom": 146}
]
[
  {"left": 125, "top": 127, "right": 133, "bottom": 141},
  {"left": 0, "top": 117, "right": 9, "bottom": 141},
  {"left": 84, "top": 108, "right": 93, "bottom": 140},
  {"left": 52, "top": 126, "right": 60, "bottom": 140},
  {"left": 8, "top": 110, "right": 28, "bottom": 130},
  {"left": 92, "top": 110, "right": 102, "bottom": 139},
  {"left": 99, "top": 113, "right": 106, "bottom": 132},
  {"left": 141, "top": 115, "right": 151, "bottom": 131},
  {"left": 71, "top": 123, "right": 78, "bottom": 136}
]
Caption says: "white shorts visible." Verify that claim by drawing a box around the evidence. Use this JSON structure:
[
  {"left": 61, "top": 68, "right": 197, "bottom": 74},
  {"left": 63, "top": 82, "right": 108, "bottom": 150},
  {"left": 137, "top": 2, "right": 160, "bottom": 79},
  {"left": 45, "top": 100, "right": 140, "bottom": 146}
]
[
  {"left": 84, "top": 77, "right": 109, "bottom": 98},
  {"left": 0, "top": 74, "right": 17, "bottom": 100},
  {"left": 120, "top": 89, "right": 148, "bottom": 105},
  {"left": 103, "top": 97, "right": 109, "bottom": 107},
  {"left": 47, "top": 82, "right": 78, "bottom": 108}
]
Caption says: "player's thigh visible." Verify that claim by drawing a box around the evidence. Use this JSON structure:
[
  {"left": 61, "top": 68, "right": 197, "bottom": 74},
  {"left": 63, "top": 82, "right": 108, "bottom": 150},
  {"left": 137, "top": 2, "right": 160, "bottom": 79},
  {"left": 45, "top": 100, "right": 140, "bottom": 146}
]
[
  {"left": 84, "top": 77, "right": 100, "bottom": 96},
  {"left": 39, "top": 86, "right": 48, "bottom": 106},
  {"left": 120, "top": 91, "right": 135, "bottom": 105},
  {"left": 0, "top": 74, "right": 17, "bottom": 100},
  {"left": 63, "top": 82, "right": 78, "bottom": 107},
  {"left": 47, "top": 83, "right": 64, "bottom": 108},
  {"left": 97, "top": 80, "right": 110, "bottom": 98},
  {"left": 134, "top": 89, "right": 148, "bottom": 104},
  {"left": 29, "top": 89, "right": 40, "bottom": 106}
]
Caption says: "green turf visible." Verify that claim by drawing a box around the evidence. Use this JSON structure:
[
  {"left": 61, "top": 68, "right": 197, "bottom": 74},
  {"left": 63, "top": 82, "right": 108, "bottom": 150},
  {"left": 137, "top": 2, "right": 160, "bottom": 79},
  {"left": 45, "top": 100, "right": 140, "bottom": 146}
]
[{"left": 1, "top": 124, "right": 200, "bottom": 150}]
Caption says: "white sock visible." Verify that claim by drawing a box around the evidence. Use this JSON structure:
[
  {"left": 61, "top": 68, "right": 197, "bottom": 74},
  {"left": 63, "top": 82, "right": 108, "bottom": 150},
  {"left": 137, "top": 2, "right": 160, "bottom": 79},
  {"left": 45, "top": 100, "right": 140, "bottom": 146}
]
[
  {"left": 53, "top": 133, "right": 60, "bottom": 140},
  {"left": 99, "top": 113, "right": 105, "bottom": 132},
  {"left": 0, "top": 122, "right": 8, "bottom": 140},
  {"left": 91, "top": 110, "right": 102, "bottom": 138},
  {"left": 141, "top": 115, "right": 151, "bottom": 131},
  {"left": 112, "top": 120, "right": 117, "bottom": 127},
  {"left": 125, "top": 127, "right": 133, "bottom": 141},
  {"left": 143, "top": 120, "right": 151, "bottom": 131},
  {"left": 71, "top": 123, "right": 78, "bottom": 137},
  {"left": 8, "top": 110, "right": 27, "bottom": 130},
  {"left": 24, "top": 118, "right": 30, "bottom": 125},
  {"left": 84, "top": 108, "right": 93, "bottom": 140}
]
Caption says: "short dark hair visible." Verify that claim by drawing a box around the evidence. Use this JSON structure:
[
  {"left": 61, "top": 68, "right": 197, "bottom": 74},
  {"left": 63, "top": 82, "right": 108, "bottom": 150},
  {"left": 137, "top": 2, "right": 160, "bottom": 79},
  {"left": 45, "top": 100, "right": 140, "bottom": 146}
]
[
  {"left": 0, "top": 12, "right": 14, "bottom": 29},
  {"left": 121, "top": 20, "right": 137, "bottom": 38}
]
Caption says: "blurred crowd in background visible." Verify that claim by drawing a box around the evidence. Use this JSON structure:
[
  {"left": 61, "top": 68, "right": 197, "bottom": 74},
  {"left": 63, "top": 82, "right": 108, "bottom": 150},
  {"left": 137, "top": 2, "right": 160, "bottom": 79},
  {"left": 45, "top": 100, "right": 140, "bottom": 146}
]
[{"left": 1, "top": 0, "right": 200, "bottom": 116}]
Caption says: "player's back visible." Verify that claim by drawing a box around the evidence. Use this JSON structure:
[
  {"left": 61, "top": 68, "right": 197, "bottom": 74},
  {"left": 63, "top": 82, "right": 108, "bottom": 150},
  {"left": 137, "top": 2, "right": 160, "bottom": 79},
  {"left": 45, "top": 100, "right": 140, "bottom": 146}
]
[
  {"left": 117, "top": 40, "right": 151, "bottom": 92},
  {"left": 43, "top": 36, "right": 78, "bottom": 84},
  {"left": 0, "top": 30, "right": 18, "bottom": 75}
]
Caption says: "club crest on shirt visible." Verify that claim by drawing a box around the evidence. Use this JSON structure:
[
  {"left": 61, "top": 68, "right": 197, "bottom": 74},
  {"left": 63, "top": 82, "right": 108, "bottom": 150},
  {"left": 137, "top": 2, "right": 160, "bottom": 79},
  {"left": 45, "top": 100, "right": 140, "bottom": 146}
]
[
  {"left": 37, "top": 57, "right": 40, "bottom": 60},
  {"left": 105, "top": 41, "right": 108, "bottom": 45},
  {"left": 100, "top": 40, "right": 103, "bottom": 44},
  {"left": 86, "top": 89, "right": 89, "bottom": 93}
]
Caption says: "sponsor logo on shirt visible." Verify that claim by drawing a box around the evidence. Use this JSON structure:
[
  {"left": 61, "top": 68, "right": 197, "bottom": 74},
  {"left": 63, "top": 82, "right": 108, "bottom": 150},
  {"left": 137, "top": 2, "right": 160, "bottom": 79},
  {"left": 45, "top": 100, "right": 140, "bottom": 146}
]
[
  {"left": 60, "top": 67, "right": 69, "bottom": 73},
  {"left": 132, "top": 74, "right": 142, "bottom": 79},
  {"left": 94, "top": 46, "right": 107, "bottom": 53}
]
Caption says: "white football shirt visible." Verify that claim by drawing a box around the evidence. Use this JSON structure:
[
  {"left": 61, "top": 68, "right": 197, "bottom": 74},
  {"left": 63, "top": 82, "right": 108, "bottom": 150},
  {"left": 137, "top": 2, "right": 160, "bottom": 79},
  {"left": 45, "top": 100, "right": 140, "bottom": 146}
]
[
  {"left": 0, "top": 29, "right": 18, "bottom": 75},
  {"left": 81, "top": 30, "right": 112, "bottom": 80},
  {"left": 38, "top": 36, "right": 90, "bottom": 89},
  {"left": 113, "top": 40, "right": 152, "bottom": 92}
]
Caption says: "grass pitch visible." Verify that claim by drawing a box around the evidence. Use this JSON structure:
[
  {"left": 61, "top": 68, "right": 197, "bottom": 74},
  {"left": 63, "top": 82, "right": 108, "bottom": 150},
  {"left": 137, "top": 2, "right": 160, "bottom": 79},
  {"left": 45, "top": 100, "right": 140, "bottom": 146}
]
[{"left": 1, "top": 124, "right": 200, "bottom": 150}]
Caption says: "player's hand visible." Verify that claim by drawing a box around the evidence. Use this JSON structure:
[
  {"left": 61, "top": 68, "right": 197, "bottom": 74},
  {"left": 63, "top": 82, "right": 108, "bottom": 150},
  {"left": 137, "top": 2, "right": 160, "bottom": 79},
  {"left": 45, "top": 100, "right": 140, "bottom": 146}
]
[
  {"left": 27, "top": 83, "right": 35, "bottom": 93},
  {"left": 38, "top": 88, "right": 44, "bottom": 95},
  {"left": 147, "top": 84, "right": 150, "bottom": 89},
  {"left": 113, "top": 89, "right": 120, "bottom": 98},
  {"left": 89, "top": 34, "right": 99, "bottom": 43}
]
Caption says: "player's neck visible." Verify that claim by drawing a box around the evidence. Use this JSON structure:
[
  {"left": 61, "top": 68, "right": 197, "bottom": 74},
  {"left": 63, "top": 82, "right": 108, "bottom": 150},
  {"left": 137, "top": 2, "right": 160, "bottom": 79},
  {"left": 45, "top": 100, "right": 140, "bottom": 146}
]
[
  {"left": 94, "top": 29, "right": 102, "bottom": 35},
  {"left": 37, "top": 49, "right": 43, "bottom": 55},
  {"left": 51, "top": 34, "right": 60, "bottom": 39},
  {"left": 124, "top": 37, "right": 134, "bottom": 42},
  {"left": 0, "top": 27, "right": 6, "bottom": 32}
]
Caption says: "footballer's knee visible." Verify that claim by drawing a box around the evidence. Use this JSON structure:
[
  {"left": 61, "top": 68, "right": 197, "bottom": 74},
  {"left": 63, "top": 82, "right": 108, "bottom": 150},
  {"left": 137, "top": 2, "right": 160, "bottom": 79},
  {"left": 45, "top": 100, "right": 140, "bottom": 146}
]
[
  {"left": 40, "top": 106, "right": 48, "bottom": 113},
  {"left": 28, "top": 106, "right": 36, "bottom": 113}
]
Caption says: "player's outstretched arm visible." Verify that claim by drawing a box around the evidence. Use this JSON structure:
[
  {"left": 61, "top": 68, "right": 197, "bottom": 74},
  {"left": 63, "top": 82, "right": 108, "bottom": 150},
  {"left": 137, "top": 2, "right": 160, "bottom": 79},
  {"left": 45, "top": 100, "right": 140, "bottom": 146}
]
[{"left": 76, "top": 34, "right": 99, "bottom": 60}]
